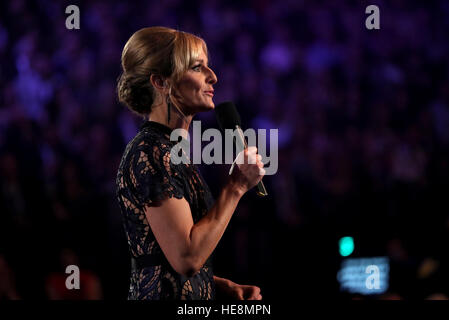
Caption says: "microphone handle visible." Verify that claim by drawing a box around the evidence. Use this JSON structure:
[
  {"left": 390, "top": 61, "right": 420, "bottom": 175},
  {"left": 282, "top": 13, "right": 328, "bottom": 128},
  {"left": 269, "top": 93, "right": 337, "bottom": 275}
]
[
  {"left": 235, "top": 126, "right": 268, "bottom": 197},
  {"left": 256, "top": 178, "right": 268, "bottom": 197}
]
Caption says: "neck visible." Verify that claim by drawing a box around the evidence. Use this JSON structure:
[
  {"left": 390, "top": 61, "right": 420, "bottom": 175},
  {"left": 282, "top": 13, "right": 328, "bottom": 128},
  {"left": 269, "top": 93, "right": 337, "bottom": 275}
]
[{"left": 148, "top": 103, "right": 193, "bottom": 137}]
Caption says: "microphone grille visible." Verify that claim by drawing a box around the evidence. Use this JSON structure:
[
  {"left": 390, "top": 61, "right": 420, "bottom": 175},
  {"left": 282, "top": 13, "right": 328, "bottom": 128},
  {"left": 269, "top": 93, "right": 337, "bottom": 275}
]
[{"left": 215, "top": 101, "right": 242, "bottom": 131}]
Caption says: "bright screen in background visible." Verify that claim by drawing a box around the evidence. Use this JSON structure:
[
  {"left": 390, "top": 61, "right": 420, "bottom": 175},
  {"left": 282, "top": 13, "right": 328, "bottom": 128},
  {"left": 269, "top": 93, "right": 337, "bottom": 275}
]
[
  {"left": 339, "top": 236, "right": 355, "bottom": 257},
  {"left": 337, "top": 257, "right": 389, "bottom": 295}
]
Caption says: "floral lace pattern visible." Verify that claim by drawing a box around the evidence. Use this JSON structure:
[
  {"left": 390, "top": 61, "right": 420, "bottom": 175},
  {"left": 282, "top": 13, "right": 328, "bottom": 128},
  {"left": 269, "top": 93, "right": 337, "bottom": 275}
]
[{"left": 116, "top": 121, "right": 216, "bottom": 300}]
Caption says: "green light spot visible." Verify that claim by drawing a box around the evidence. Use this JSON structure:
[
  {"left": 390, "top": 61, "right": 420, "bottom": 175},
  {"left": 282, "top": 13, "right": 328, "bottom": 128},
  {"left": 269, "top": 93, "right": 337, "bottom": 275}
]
[{"left": 339, "top": 236, "right": 354, "bottom": 257}]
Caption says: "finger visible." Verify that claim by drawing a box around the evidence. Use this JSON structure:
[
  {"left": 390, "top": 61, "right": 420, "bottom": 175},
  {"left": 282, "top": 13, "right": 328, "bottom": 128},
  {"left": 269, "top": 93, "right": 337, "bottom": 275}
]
[
  {"left": 248, "top": 154, "right": 257, "bottom": 164},
  {"left": 247, "top": 287, "right": 261, "bottom": 300},
  {"left": 244, "top": 148, "right": 253, "bottom": 157},
  {"left": 240, "top": 149, "right": 253, "bottom": 164},
  {"left": 259, "top": 167, "right": 266, "bottom": 176},
  {"left": 257, "top": 294, "right": 262, "bottom": 300},
  {"left": 256, "top": 154, "right": 262, "bottom": 162},
  {"left": 247, "top": 146, "right": 257, "bottom": 152},
  {"left": 246, "top": 147, "right": 257, "bottom": 156},
  {"left": 257, "top": 161, "right": 264, "bottom": 168},
  {"left": 247, "top": 292, "right": 258, "bottom": 300}
]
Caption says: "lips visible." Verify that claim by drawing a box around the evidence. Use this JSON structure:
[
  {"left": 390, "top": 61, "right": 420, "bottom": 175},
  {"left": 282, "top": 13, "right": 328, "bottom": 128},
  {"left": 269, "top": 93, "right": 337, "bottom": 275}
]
[{"left": 204, "top": 91, "right": 214, "bottom": 97}]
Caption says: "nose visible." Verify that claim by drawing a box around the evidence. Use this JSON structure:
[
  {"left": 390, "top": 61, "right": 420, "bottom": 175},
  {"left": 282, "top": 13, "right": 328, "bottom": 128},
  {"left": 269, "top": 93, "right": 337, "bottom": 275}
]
[{"left": 206, "top": 66, "right": 218, "bottom": 85}]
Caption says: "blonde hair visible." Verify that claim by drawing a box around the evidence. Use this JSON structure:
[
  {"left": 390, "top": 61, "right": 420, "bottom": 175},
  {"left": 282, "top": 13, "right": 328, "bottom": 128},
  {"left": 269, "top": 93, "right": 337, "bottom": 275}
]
[{"left": 117, "top": 26, "right": 208, "bottom": 116}]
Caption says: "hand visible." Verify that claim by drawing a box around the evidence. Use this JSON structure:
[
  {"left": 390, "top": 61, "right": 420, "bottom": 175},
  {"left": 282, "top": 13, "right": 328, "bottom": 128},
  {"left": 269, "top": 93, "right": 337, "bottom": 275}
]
[
  {"left": 217, "top": 278, "right": 262, "bottom": 300},
  {"left": 228, "top": 146, "right": 265, "bottom": 194}
]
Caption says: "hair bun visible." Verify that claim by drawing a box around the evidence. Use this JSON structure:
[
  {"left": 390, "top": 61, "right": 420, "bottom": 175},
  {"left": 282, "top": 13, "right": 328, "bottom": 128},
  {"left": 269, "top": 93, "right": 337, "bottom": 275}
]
[{"left": 117, "top": 73, "right": 153, "bottom": 116}]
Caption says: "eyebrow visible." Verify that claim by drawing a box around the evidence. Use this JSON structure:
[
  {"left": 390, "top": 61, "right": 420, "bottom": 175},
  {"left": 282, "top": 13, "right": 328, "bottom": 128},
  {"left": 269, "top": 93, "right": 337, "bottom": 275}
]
[{"left": 194, "top": 59, "right": 209, "bottom": 66}]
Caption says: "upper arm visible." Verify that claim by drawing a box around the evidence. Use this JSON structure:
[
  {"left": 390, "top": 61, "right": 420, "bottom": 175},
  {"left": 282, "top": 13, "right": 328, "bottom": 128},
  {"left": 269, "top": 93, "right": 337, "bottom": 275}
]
[
  {"left": 143, "top": 197, "right": 196, "bottom": 276},
  {"left": 129, "top": 139, "right": 197, "bottom": 275}
]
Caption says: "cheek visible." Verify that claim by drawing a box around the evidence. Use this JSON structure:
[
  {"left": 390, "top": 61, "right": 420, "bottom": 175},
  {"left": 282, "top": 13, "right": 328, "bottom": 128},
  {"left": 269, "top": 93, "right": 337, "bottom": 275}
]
[
  {"left": 179, "top": 78, "right": 204, "bottom": 101},
  {"left": 175, "top": 69, "right": 214, "bottom": 109}
]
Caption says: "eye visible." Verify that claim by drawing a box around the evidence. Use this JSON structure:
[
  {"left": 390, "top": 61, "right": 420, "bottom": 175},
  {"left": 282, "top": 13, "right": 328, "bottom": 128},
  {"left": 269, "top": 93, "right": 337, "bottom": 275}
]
[{"left": 192, "top": 64, "right": 202, "bottom": 71}]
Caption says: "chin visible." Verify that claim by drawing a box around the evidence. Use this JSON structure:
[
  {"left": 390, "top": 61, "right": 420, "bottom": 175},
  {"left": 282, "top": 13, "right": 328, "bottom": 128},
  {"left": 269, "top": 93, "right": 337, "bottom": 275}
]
[{"left": 198, "top": 103, "right": 215, "bottom": 112}]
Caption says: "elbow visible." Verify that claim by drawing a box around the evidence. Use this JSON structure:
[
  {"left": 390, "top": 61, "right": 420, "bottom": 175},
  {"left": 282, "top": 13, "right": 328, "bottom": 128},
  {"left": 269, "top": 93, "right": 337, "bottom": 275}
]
[
  {"left": 180, "top": 267, "right": 199, "bottom": 279},
  {"left": 172, "top": 257, "right": 202, "bottom": 278}
]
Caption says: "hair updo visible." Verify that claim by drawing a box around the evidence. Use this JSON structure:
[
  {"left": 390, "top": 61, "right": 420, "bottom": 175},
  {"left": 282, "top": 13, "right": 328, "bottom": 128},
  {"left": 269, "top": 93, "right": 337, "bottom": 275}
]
[{"left": 117, "top": 26, "right": 208, "bottom": 117}]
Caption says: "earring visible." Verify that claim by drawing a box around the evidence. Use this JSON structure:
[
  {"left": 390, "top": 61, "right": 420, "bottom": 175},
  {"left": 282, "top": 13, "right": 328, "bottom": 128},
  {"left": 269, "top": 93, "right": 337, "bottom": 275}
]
[{"left": 166, "top": 95, "right": 171, "bottom": 124}]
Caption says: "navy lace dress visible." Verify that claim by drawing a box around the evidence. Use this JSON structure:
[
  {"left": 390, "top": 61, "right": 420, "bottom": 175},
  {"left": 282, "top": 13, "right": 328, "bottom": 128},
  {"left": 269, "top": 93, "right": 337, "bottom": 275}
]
[{"left": 116, "top": 120, "right": 216, "bottom": 300}]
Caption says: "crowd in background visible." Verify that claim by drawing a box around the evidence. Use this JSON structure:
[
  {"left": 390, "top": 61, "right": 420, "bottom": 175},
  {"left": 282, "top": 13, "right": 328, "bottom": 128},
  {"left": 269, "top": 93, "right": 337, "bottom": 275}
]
[{"left": 1, "top": 0, "right": 449, "bottom": 299}]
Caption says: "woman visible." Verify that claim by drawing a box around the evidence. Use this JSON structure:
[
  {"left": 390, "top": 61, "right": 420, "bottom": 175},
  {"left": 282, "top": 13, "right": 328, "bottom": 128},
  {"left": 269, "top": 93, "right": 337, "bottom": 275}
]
[{"left": 116, "top": 26, "right": 265, "bottom": 300}]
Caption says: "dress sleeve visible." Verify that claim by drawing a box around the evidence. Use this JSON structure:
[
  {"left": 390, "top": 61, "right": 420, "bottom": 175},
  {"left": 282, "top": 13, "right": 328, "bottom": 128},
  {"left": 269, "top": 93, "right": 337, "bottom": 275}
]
[{"left": 129, "top": 139, "right": 185, "bottom": 206}]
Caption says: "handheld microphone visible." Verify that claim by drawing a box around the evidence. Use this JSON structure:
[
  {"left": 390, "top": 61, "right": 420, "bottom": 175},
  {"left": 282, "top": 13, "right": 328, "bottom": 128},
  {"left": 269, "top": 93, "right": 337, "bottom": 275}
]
[{"left": 215, "top": 101, "right": 268, "bottom": 197}]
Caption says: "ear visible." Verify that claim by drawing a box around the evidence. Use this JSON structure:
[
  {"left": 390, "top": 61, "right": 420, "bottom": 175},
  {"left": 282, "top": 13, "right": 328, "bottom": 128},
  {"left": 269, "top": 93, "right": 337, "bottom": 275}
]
[{"left": 150, "top": 74, "right": 167, "bottom": 91}]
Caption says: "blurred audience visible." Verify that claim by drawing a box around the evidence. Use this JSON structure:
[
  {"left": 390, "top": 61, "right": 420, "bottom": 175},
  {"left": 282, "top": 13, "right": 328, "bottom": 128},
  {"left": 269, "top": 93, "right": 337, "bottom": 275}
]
[
  {"left": 1, "top": 0, "right": 448, "bottom": 299},
  {"left": 45, "top": 248, "right": 103, "bottom": 300},
  {"left": 0, "top": 254, "right": 20, "bottom": 300}
]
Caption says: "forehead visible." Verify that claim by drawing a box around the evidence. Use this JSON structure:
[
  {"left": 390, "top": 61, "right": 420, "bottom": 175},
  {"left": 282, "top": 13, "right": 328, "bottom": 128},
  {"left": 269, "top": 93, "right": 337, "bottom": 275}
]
[{"left": 193, "top": 48, "right": 208, "bottom": 64}]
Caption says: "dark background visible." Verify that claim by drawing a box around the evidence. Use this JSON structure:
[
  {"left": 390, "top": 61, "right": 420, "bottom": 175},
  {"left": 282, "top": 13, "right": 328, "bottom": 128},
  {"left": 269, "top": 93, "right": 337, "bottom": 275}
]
[{"left": 1, "top": 0, "right": 449, "bottom": 300}]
